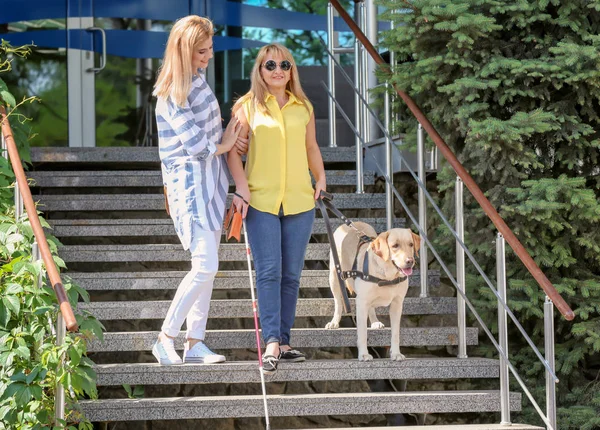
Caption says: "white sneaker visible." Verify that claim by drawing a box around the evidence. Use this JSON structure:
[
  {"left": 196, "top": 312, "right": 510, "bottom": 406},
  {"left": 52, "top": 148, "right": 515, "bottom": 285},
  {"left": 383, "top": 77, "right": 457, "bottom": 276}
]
[
  {"left": 152, "top": 337, "right": 183, "bottom": 365},
  {"left": 184, "top": 341, "right": 226, "bottom": 364}
]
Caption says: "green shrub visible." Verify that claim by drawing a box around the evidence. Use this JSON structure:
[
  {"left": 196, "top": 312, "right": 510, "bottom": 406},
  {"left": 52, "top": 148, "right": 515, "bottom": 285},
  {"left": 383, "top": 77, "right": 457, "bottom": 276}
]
[{"left": 0, "top": 40, "right": 104, "bottom": 429}]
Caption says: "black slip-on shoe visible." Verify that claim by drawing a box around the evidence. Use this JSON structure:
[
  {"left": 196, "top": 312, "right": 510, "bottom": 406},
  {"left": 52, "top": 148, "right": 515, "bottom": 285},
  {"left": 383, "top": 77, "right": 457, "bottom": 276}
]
[
  {"left": 262, "top": 354, "right": 279, "bottom": 374},
  {"left": 279, "top": 349, "right": 306, "bottom": 362}
]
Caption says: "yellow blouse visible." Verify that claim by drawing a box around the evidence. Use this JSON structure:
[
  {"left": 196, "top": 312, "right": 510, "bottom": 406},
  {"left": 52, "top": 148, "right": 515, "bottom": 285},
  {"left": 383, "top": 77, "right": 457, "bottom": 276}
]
[{"left": 242, "top": 91, "right": 315, "bottom": 215}]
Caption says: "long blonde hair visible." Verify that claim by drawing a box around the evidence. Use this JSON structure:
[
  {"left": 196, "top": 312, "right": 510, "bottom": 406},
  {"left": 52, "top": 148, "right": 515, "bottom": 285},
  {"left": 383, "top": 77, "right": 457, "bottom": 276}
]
[
  {"left": 153, "top": 15, "right": 214, "bottom": 106},
  {"left": 233, "top": 44, "right": 310, "bottom": 116}
]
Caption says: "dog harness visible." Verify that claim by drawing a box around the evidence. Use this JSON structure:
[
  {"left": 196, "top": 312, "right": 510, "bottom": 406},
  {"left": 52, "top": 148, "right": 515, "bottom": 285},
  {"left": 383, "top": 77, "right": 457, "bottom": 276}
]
[
  {"left": 344, "top": 235, "right": 407, "bottom": 287},
  {"left": 316, "top": 192, "right": 407, "bottom": 314}
]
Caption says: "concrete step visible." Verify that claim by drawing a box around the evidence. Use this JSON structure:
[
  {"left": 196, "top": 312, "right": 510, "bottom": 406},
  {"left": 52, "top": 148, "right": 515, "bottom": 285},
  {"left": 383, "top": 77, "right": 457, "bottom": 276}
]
[
  {"left": 79, "top": 391, "right": 522, "bottom": 421},
  {"left": 79, "top": 297, "right": 457, "bottom": 320},
  {"left": 297, "top": 425, "right": 542, "bottom": 430},
  {"left": 62, "top": 243, "right": 329, "bottom": 262},
  {"left": 88, "top": 327, "right": 478, "bottom": 352},
  {"left": 29, "top": 170, "right": 374, "bottom": 187},
  {"left": 49, "top": 217, "right": 405, "bottom": 237},
  {"left": 67, "top": 269, "right": 440, "bottom": 290},
  {"left": 31, "top": 146, "right": 357, "bottom": 164},
  {"left": 37, "top": 193, "right": 385, "bottom": 212},
  {"left": 95, "top": 358, "right": 500, "bottom": 386}
]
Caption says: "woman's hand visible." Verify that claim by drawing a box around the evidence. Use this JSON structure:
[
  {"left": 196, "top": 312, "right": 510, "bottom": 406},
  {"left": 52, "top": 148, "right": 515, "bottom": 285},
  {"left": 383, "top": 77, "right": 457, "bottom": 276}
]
[
  {"left": 234, "top": 134, "right": 249, "bottom": 155},
  {"left": 314, "top": 178, "right": 326, "bottom": 200},
  {"left": 216, "top": 117, "right": 242, "bottom": 155},
  {"left": 233, "top": 187, "right": 251, "bottom": 218}
]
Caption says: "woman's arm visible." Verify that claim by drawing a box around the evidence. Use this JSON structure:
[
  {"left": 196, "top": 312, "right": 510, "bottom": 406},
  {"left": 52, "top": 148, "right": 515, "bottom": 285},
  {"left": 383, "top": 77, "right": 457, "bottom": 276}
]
[
  {"left": 305, "top": 112, "right": 326, "bottom": 199},
  {"left": 158, "top": 98, "right": 240, "bottom": 158},
  {"left": 227, "top": 106, "right": 251, "bottom": 217},
  {"left": 215, "top": 116, "right": 242, "bottom": 156}
]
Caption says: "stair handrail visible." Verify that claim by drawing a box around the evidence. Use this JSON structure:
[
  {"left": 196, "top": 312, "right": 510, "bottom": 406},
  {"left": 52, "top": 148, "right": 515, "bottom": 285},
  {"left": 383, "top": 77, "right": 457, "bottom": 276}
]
[
  {"left": 328, "top": 0, "right": 574, "bottom": 322},
  {"left": 0, "top": 106, "right": 78, "bottom": 332}
]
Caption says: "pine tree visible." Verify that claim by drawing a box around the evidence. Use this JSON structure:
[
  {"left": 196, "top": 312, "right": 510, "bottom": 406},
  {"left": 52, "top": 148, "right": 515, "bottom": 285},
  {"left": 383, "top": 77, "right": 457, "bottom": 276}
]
[{"left": 378, "top": 1, "right": 600, "bottom": 428}]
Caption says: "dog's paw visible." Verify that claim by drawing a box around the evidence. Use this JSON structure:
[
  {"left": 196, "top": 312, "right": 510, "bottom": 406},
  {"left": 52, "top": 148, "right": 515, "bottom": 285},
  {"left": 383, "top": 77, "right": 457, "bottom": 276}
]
[
  {"left": 358, "top": 352, "right": 374, "bottom": 362},
  {"left": 390, "top": 351, "right": 406, "bottom": 361},
  {"left": 325, "top": 321, "right": 339, "bottom": 329},
  {"left": 370, "top": 322, "right": 385, "bottom": 329}
]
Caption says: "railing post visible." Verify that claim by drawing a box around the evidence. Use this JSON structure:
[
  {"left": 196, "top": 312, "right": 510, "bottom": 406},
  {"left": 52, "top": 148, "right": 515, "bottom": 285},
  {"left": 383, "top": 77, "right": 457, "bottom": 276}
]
[
  {"left": 353, "top": 1, "right": 365, "bottom": 194},
  {"left": 384, "top": 82, "right": 393, "bottom": 230},
  {"left": 496, "top": 233, "right": 511, "bottom": 425},
  {"left": 3, "top": 130, "right": 24, "bottom": 219},
  {"left": 455, "top": 177, "right": 467, "bottom": 358},
  {"left": 418, "top": 124, "right": 428, "bottom": 298},
  {"left": 55, "top": 312, "right": 66, "bottom": 424},
  {"left": 327, "top": 3, "right": 337, "bottom": 148},
  {"left": 1, "top": 130, "right": 6, "bottom": 159},
  {"left": 15, "top": 180, "right": 23, "bottom": 220},
  {"left": 545, "top": 296, "right": 557, "bottom": 430},
  {"left": 353, "top": 35, "right": 363, "bottom": 194},
  {"left": 31, "top": 241, "right": 42, "bottom": 288},
  {"left": 359, "top": 1, "right": 368, "bottom": 194},
  {"left": 33, "top": 240, "right": 65, "bottom": 423}
]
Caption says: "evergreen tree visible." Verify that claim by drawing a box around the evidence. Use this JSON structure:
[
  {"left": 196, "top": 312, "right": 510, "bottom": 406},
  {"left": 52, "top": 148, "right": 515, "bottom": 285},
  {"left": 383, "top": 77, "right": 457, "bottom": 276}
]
[{"left": 378, "top": 1, "right": 600, "bottom": 428}]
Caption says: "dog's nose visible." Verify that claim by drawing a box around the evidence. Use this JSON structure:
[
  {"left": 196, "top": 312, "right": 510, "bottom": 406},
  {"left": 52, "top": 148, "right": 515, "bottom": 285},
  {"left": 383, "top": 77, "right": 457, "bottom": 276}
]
[{"left": 405, "top": 257, "right": 414, "bottom": 265}]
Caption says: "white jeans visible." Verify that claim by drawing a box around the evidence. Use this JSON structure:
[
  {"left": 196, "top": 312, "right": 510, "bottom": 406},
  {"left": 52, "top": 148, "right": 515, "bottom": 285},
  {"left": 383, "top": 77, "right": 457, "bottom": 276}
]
[{"left": 161, "top": 224, "right": 221, "bottom": 340}]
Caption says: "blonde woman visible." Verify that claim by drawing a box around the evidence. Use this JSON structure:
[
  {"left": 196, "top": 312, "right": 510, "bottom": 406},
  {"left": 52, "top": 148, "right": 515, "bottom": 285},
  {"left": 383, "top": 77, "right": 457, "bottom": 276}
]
[
  {"left": 152, "top": 15, "right": 243, "bottom": 365},
  {"left": 228, "top": 44, "right": 326, "bottom": 374}
]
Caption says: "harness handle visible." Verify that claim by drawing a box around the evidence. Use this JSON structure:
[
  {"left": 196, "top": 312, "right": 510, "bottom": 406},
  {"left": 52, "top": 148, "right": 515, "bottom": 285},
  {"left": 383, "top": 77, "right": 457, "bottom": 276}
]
[{"left": 319, "top": 190, "right": 334, "bottom": 202}]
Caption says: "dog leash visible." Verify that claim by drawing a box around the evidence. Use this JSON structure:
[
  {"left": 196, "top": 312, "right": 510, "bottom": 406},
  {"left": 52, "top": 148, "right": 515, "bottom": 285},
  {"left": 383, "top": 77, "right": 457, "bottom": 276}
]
[{"left": 316, "top": 191, "right": 354, "bottom": 314}]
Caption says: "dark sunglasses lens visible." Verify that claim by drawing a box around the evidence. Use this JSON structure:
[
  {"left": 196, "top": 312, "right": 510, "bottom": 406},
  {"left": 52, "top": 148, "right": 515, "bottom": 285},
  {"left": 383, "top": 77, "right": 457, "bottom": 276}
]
[
  {"left": 264, "top": 60, "right": 277, "bottom": 71},
  {"left": 280, "top": 60, "right": 292, "bottom": 71}
]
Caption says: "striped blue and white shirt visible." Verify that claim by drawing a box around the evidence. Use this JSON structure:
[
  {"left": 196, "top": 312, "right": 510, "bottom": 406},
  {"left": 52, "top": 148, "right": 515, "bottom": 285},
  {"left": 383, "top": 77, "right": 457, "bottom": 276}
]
[{"left": 156, "top": 71, "right": 230, "bottom": 249}]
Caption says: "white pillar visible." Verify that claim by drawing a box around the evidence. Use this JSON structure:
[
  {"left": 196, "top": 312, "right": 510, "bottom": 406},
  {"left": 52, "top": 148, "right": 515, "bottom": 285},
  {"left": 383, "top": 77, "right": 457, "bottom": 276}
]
[{"left": 67, "top": 9, "right": 96, "bottom": 147}]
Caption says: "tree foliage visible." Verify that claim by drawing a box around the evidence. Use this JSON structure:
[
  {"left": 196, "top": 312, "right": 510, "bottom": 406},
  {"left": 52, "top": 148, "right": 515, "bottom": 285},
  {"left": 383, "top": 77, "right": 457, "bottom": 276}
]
[
  {"left": 242, "top": 0, "right": 354, "bottom": 68},
  {"left": 379, "top": 1, "right": 600, "bottom": 428}
]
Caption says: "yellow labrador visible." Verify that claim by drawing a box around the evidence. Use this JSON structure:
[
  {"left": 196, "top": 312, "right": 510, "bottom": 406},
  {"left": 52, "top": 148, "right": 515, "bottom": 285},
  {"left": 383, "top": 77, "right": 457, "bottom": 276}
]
[{"left": 325, "top": 222, "right": 420, "bottom": 361}]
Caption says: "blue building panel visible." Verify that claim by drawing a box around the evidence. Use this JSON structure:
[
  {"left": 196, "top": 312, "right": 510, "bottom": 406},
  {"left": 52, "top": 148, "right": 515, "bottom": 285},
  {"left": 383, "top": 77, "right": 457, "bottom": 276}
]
[
  {"left": 190, "top": 0, "right": 207, "bottom": 18},
  {"left": 0, "top": 0, "right": 66, "bottom": 24},
  {"left": 94, "top": 0, "right": 191, "bottom": 21},
  {"left": 1, "top": 0, "right": 354, "bottom": 32},
  {"left": 1, "top": 30, "right": 264, "bottom": 57},
  {"left": 67, "top": 0, "right": 93, "bottom": 18},
  {"left": 1, "top": 30, "right": 67, "bottom": 51}
]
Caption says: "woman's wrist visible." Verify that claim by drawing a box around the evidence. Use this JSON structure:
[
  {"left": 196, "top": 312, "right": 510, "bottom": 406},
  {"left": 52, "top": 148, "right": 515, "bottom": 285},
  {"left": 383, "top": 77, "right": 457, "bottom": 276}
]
[{"left": 233, "top": 191, "right": 249, "bottom": 204}]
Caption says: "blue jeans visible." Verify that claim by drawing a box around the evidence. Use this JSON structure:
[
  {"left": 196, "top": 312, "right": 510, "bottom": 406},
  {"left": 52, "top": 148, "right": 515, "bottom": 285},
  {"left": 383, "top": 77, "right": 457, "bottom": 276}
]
[{"left": 246, "top": 206, "right": 315, "bottom": 346}]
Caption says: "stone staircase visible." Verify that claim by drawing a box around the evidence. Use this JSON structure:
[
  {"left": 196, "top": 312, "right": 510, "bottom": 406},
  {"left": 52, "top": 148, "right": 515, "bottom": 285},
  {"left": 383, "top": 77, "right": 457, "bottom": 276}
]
[{"left": 29, "top": 146, "right": 541, "bottom": 429}]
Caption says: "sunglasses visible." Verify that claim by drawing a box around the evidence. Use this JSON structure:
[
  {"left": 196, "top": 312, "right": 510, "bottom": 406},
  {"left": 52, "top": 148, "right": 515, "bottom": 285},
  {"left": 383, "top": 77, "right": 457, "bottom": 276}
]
[{"left": 263, "top": 60, "right": 292, "bottom": 72}]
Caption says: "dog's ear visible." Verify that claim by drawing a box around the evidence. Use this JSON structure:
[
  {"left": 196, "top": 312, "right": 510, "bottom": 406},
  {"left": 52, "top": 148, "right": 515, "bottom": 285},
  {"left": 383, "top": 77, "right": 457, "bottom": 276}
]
[
  {"left": 411, "top": 231, "right": 421, "bottom": 258},
  {"left": 370, "top": 231, "right": 390, "bottom": 261}
]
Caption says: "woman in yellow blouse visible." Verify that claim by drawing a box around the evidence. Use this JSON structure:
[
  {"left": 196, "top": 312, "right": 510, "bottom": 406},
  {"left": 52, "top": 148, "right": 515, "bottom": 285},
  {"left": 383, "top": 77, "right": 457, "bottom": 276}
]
[{"left": 228, "top": 43, "right": 326, "bottom": 374}]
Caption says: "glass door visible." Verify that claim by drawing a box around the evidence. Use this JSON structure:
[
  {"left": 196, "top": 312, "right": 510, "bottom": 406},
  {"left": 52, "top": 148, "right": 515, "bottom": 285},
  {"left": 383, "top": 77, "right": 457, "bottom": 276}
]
[{"left": 0, "top": 2, "right": 70, "bottom": 147}]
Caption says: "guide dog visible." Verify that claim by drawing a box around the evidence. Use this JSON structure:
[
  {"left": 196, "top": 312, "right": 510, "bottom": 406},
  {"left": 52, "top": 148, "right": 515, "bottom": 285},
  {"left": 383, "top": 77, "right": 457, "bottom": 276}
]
[{"left": 325, "top": 222, "right": 419, "bottom": 361}]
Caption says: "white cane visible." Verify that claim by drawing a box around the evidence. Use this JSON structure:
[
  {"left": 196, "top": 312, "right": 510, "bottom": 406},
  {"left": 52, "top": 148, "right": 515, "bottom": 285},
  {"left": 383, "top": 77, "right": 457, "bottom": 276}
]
[{"left": 242, "top": 220, "right": 271, "bottom": 430}]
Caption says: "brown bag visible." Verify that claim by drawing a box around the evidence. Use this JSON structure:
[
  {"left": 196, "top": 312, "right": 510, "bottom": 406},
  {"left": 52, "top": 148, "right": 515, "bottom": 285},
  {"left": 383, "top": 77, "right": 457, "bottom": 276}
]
[{"left": 223, "top": 203, "right": 242, "bottom": 242}]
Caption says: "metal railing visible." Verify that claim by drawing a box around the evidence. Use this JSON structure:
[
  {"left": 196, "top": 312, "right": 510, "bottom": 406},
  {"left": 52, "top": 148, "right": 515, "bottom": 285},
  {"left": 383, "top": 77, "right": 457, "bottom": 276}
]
[
  {"left": 0, "top": 106, "right": 77, "bottom": 424},
  {"left": 328, "top": 0, "right": 573, "bottom": 321},
  {"left": 325, "top": 2, "right": 573, "bottom": 428}
]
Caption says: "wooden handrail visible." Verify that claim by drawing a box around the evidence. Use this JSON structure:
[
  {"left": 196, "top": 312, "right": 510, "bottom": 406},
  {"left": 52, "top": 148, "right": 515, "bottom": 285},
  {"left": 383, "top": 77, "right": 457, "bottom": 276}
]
[
  {"left": 0, "top": 107, "right": 78, "bottom": 331},
  {"left": 330, "top": 0, "right": 575, "bottom": 321}
]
